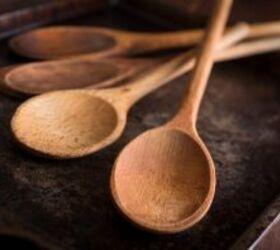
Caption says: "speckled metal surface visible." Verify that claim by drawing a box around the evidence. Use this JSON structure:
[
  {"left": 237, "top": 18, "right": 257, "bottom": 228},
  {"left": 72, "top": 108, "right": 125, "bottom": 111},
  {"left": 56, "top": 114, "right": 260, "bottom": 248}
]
[
  {"left": 231, "top": 193, "right": 280, "bottom": 249},
  {"left": 0, "top": 8, "right": 280, "bottom": 250}
]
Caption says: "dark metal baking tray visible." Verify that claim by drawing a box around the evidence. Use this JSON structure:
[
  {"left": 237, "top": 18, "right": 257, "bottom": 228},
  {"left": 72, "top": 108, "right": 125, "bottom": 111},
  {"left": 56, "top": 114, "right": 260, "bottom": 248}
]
[{"left": 0, "top": 7, "right": 280, "bottom": 250}]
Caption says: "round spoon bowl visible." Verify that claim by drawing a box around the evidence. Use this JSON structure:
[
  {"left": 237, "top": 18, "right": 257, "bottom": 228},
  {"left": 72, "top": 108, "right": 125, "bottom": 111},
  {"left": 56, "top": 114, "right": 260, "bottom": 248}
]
[
  {"left": 111, "top": 128, "right": 216, "bottom": 233},
  {"left": 11, "top": 90, "right": 124, "bottom": 158},
  {"left": 10, "top": 27, "right": 117, "bottom": 59},
  {"left": 6, "top": 61, "right": 120, "bottom": 94}
]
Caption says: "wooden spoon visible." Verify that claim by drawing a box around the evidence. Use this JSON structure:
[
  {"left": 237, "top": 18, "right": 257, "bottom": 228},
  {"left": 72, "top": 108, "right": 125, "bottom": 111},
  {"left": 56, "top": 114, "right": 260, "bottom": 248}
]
[
  {"left": 2, "top": 35, "right": 280, "bottom": 98},
  {"left": 9, "top": 21, "right": 280, "bottom": 60},
  {"left": 110, "top": 0, "right": 232, "bottom": 233},
  {"left": 1, "top": 56, "right": 165, "bottom": 97},
  {"left": 4, "top": 25, "right": 280, "bottom": 98},
  {"left": 11, "top": 21, "right": 244, "bottom": 159},
  {"left": 5, "top": 34, "right": 280, "bottom": 95}
]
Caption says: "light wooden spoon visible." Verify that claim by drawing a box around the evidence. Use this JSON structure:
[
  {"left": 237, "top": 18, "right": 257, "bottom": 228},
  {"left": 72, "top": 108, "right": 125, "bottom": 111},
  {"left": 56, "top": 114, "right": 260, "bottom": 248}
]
[
  {"left": 9, "top": 21, "right": 280, "bottom": 60},
  {"left": 10, "top": 22, "right": 246, "bottom": 159},
  {"left": 110, "top": 0, "right": 232, "bottom": 233}
]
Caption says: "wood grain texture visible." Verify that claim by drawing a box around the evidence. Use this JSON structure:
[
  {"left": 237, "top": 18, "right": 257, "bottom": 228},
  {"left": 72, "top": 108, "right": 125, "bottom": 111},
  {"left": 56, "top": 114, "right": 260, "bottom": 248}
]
[
  {"left": 171, "top": 0, "right": 233, "bottom": 127},
  {"left": 110, "top": 0, "right": 232, "bottom": 233},
  {"left": 2, "top": 56, "right": 163, "bottom": 97},
  {"left": 111, "top": 129, "right": 212, "bottom": 232},
  {"left": 9, "top": 20, "right": 280, "bottom": 60},
  {"left": 3, "top": 26, "right": 280, "bottom": 98},
  {"left": 10, "top": 22, "right": 246, "bottom": 159}
]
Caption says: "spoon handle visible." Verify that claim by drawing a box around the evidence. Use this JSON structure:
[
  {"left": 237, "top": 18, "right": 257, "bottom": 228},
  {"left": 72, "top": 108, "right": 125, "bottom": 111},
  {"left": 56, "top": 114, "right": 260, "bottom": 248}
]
[
  {"left": 249, "top": 21, "right": 280, "bottom": 39},
  {"left": 125, "top": 20, "right": 280, "bottom": 55},
  {"left": 170, "top": 0, "right": 233, "bottom": 130},
  {"left": 113, "top": 22, "right": 246, "bottom": 108},
  {"left": 216, "top": 36, "right": 280, "bottom": 61},
  {"left": 158, "top": 35, "right": 280, "bottom": 90}
]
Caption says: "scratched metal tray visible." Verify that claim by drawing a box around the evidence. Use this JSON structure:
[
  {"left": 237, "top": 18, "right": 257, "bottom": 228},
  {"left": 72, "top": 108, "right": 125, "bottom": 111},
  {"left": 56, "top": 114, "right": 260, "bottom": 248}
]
[{"left": 0, "top": 7, "right": 280, "bottom": 250}]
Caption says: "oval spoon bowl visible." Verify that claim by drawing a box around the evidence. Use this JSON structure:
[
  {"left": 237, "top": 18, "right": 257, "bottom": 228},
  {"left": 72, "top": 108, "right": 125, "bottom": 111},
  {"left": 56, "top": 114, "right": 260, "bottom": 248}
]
[
  {"left": 6, "top": 60, "right": 120, "bottom": 94},
  {"left": 2, "top": 56, "right": 160, "bottom": 97},
  {"left": 111, "top": 128, "right": 215, "bottom": 233},
  {"left": 10, "top": 26, "right": 117, "bottom": 59},
  {"left": 11, "top": 90, "right": 127, "bottom": 158}
]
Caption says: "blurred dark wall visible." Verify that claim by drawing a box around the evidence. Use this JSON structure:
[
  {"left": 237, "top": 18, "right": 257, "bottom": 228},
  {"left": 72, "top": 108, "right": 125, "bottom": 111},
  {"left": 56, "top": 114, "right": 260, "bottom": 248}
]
[{"left": 121, "top": 0, "right": 280, "bottom": 27}]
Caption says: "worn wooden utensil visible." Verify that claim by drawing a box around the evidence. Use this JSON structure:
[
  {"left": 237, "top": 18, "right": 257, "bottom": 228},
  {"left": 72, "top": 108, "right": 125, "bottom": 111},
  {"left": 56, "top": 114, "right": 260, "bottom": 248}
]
[
  {"left": 110, "top": 0, "right": 232, "bottom": 233},
  {"left": 11, "top": 21, "right": 244, "bottom": 159},
  {"left": 4, "top": 23, "right": 280, "bottom": 97},
  {"left": 2, "top": 56, "right": 165, "bottom": 97},
  {"left": 2, "top": 37, "right": 280, "bottom": 98},
  {"left": 9, "top": 20, "right": 280, "bottom": 59}
]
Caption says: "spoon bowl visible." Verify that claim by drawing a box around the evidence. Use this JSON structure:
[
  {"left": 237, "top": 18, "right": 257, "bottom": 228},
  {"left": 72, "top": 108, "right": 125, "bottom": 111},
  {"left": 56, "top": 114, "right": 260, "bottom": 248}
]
[
  {"left": 11, "top": 90, "right": 126, "bottom": 158},
  {"left": 111, "top": 128, "right": 215, "bottom": 232},
  {"left": 10, "top": 27, "right": 117, "bottom": 59},
  {"left": 6, "top": 61, "right": 119, "bottom": 93},
  {"left": 3, "top": 56, "right": 160, "bottom": 97}
]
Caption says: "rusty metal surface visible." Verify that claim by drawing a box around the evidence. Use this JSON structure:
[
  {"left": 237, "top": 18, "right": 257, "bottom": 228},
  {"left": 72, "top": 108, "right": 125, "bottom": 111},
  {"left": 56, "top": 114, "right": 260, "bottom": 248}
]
[{"left": 0, "top": 8, "right": 280, "bottom": 250}]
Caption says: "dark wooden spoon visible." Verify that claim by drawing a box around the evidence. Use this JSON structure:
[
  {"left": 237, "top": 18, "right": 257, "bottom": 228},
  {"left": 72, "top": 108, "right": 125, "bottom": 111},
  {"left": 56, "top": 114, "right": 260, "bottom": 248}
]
[
  {"left": 0, "top": 56, "right": 164, "bottom": 97},
  {"left": 9, "top": 21, "right": 280, "bottom": 60},
  {"left": 2, "top": 35, "right": 280, "bottom": 98}
]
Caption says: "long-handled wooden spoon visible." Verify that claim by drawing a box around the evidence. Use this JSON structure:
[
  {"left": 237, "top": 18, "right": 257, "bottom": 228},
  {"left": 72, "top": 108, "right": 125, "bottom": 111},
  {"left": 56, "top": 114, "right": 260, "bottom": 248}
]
[
  {"left": 1, "top": 56, "right": 166, "bottom": 97},
  {"left": 4, "top": 38, "right": 280, "bottom": 97},
  {"left": 9, "top": 20, "right": 280, "bottom": 60},
  {"left": 110, "top": 0, "right": 232, "bottom": 233},
  {"left": 11, "top": 20, "right": 243, "bottom": 159},
  {"left": 0, "top": 24, "right": 280, "bottom": 97}
]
